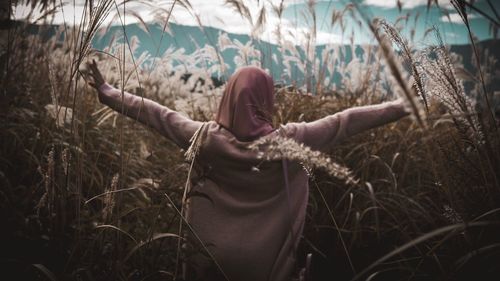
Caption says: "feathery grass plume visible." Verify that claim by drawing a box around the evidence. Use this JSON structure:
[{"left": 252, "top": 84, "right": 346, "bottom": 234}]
[
  {"left": 70, "top": 0, "right": 114, "bottom": 81},
  {"left": 217, "top": 32, "right": 235, "bottom": 52},
  {"left": 251, "top": 5, "right": 267, "bottom": 38},
  {"left": 248, "top": 135, "right": 358, "bottom": 185},
  {"left": 420, "top": 29, "right": 483, "bottom": 143},
  {"left": 224, "top": 0, "right": 253, "bottom": 25},
  {"left": 341, "top": 55, "right": 383, "bottom": 98},
  {"left": 36, "top": 146, "right": 55, "bottom": 216},
  {"left": 282, "top": 41, "right": 306, "bottom": 80},
  {"left": 191, "top": 13, "right": 228, "bottom": 79},
  {"left": 185, "top": 123, "right": 208, "bottom": 162},
  {"left": 318, "top": 44, "right": 337, "bottom": 93},
  {"left": 270, "top": 0, "right": 286, "bottom": 76},
  {"left": 45, "top": 104, "right": 73, "bottom": 128},
  {"left": 127, "top": 9, "right": 152, "bottom": 35},
  {"left": 304, "top": 0, "right": 317, "bottom": 94},
  {"left": 380, "top": 20, "right": 429, "bottom": 111},
  {"left": 331, "top": 9, "right": 343, "bottom": 28},
  {"left": 347, "top": 0, "right": 425, "bottom": 123},
  {"left": 233, "top": 39, "right": 261, "bottom": 67},
  {"left": 102, "top": 173, "right": 119, "bottom": 222},
  {"left": 176, "top": 123, "right": 209, "bottom": 280},
  {"left": 61, "top": 147, "right": 71, "bottom": 176},
  {"left": 370, "top": 18, "right": 426, "bottom": 128},
  {"left": 443, "top": 204, "right": 464, "bottom": 224},
  {"left": 451, "top": 0, "right": 497, "bottom": 129}
]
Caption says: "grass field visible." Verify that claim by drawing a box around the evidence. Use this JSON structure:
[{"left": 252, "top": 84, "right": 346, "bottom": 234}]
[{"left": 1, "top": 0, "right": 500, "bottom": 280}]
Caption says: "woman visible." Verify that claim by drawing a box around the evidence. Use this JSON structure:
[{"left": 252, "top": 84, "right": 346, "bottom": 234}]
[{"left": 87, "top": 61, "right": 409, "bottom": 281}]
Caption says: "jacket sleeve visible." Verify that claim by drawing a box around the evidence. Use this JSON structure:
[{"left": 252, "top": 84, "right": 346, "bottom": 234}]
[
  {"left": 282, "top": 99, "right": 410, "bottom": 151},
  {"left": 98, "top": 83, "right": 202, "bottom": 149}
]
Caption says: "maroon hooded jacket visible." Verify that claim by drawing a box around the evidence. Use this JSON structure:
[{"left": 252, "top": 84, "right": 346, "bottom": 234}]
[{"left": 98, "top": 67, "right": 408, "bottom": 280}]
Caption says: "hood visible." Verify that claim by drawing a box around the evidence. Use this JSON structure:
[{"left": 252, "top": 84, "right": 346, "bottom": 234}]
[{"left": 215, "top": 66, "right": 275, "bottom": 141}]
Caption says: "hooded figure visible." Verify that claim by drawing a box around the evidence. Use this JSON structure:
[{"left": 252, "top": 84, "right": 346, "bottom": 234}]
[
  {"left": 215, "top": 66, "right": 275, "bottom": 141},
  {"left": 94, "top": 65, "right": 409, "bottom": 281},
  {"left": 185, "top": 66, "right": 304, "bottom": 280}
]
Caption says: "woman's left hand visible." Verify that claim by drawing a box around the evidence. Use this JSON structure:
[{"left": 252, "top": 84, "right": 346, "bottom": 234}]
[{"left": 87, "top": 59, "right": 105, "bottom": 90}]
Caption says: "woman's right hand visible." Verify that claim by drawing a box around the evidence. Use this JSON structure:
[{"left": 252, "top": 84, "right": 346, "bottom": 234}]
[{"left": 87, "top": 59, "right": 105, "bottom": 90}]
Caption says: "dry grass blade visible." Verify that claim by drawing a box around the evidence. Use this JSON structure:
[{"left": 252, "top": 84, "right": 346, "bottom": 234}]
[
  {"left": 224, "top": 0, "right": 253, "bottom": 25},
  {"left": 24, "top": 0, "right": 56, "bottom": 11},
  {"left": 486, "top": 0, "right": 500, "bottom": 22},
  {"left": 451, "top": 0, "right": 498, "bottom": 130},
  {"left": 331, "top": 9, "right": 343, "bottom": 27},
  {"left": 454, "top": 243, "right": 500, "bottom": 270},
  {"left": 84, "top": 187, "right": 138, "bottom": 204},
  {"left": 109, "top": 1, "right": 146, "bottom": 98},
  {"left": 473, "top": 208, "right": 500, "bottom": 221},
  {"left": 270, "top": 0, "right": 285, "bottom": 18},
  {"left": 365, "top": 182, "right": 380, "bottom": 240},
  {"left": 312, "top": 178, "right": 357, "bottom": 274},
  {"left": 124, "top": 232, "right": 181, "bottom": 262},
  {"left": 147, "top": 0, "right": 179, "bottom": 74},
  {"left": 350, "top": 221, "right": 500, "bottom": 281},
  {"left": 126, "top": 9, "right": 152, "bottom": 35},
  {"left": 163, "top": 193, "right": 230, "bottom": 281},
  {"left": 459, "top": 0, "right": 500, "bottom": 27},
  {"left": 33, "top": 4, "right": 59, "bottom": 23},
  {"left": 251, "top": 5, "right": 267, "bottom": 37},
  {"left": 31, "top": 264, "right": 57, "bottom": 281},
  {"left": 95, "top": 224, "right": 138, "bottom": 244}
]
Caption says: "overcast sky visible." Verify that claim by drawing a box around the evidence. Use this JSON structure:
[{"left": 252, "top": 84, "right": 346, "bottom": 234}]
[{"left": 13, "top": 0, "right": 498, "bottom": 45}]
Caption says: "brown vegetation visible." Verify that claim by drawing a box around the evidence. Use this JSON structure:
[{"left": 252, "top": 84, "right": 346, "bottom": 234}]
[{"left": 1, "top": 1, "right": 500, "bottom": 280}]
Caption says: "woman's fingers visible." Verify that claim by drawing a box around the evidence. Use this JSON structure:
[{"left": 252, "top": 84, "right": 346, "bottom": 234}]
[
  {"left": 85, "top": 73, "right": 98, "bottom": 89},
  {"left": 86, "top": 59, "right": 104, "bottom": 87},
  {"left": 87, "top": 62, "right": 96, "bottom": 75},
  {"left": 90, "top": 65, "right": 99, "bottom": 77},
  {"left": 89, "top": 60, "right": 99, "bottom": 75},
  {"left": 83, "top": 62, "right": 99, "bottom": 90}
]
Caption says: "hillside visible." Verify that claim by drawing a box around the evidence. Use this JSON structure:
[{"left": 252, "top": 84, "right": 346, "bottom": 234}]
[{"left": 9, "top": 20, "right": 500, "bottom": 91}]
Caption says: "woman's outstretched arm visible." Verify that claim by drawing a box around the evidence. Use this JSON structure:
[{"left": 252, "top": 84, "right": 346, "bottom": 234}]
[
  {"left": 284, "top": 99, "right": 410, "bottom": 151},
  {"left": 86, "top": 60, "right": 202, "bottom": 149}
]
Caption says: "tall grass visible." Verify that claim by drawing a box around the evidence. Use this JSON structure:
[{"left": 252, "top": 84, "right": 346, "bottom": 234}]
[{"left": 2, "top": 0, "right": 500, "bottom": 280}]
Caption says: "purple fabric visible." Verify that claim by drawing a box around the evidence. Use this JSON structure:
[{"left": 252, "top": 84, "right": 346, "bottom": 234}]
[
  {"left": 98, "top": 83, "right": 202, "bottom": 149},
  {"left": 215, "top": 66, "right": 275, "bottom": 141},
  {"left": 98, "top": 81, "right": 409, "bottom": 281}
]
